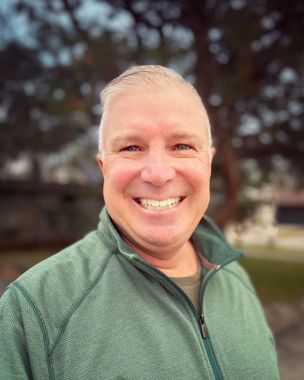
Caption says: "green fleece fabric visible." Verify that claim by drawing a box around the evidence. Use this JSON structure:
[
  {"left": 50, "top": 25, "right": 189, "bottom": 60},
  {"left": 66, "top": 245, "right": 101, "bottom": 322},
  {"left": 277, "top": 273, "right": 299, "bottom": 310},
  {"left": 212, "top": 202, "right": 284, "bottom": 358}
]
[{"left": 0, "top": 208, "right": 279, "bottom": 380}]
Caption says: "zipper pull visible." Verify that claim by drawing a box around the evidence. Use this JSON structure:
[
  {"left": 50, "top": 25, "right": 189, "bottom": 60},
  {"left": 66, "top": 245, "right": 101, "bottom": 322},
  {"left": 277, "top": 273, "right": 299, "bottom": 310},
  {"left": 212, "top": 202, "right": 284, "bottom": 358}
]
[{"left": 199, "top": 314, "right": 209, "bottom": 339}]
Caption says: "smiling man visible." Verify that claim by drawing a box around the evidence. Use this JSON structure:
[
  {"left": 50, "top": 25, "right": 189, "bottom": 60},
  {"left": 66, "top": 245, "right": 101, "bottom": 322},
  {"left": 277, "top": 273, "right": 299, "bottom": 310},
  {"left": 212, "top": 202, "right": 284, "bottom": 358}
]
[
  {"left": 97, "top": 74, "right": 213, "bottom": 277},
  {"left": 0, "top": 66, "right": 279, "bottom": 379}
]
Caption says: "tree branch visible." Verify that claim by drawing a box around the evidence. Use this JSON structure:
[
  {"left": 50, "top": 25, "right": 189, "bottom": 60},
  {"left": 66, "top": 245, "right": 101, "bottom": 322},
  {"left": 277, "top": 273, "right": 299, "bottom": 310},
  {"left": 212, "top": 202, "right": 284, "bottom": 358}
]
[{"left": 60, "top": 0, "right": 92, "bottom": 45}]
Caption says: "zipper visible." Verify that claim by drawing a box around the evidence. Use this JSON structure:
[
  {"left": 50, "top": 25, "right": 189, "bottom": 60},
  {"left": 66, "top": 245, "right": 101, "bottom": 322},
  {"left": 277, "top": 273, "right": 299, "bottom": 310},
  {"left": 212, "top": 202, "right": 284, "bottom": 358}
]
[
  {"left": 197, "top": 254, "right": 243, "bottom": 380},
  {"left": 119, "top": 246, "right": 242, "bottom": 380},
  {"left": 199, "top": 314, "right": 224, "bottom": 380},
  {"left": 197, "top": 264, "right": 225, "bottom": 380},
  {"left": 199, "top": 314, "right": 209, "bottom": 338}
]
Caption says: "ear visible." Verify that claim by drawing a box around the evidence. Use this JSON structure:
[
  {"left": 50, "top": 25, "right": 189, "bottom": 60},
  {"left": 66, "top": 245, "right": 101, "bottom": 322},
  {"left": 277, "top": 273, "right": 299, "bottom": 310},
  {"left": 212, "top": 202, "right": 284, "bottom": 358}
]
[
  {"left": 211, "top": 146, "right": 216, "bottom": 158},
  {"left": 96, "top": 153, "right": 104, "bottom": 175},
  {"left": 210, "top": 146, "right": 216, "bottom": 163}
]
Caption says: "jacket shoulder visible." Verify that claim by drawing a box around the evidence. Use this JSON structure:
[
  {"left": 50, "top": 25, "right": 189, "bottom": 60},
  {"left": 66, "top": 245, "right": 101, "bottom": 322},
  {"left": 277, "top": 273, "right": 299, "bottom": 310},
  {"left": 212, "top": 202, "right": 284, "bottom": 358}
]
[
  {"left": 2, "top": 230, "right": 114, "bottom": 348},
  {"left": 16, "top": 230, "right": 112, "bottom": 290},
  {"left": 222, "top": 260, "right": 257, "bottom": 295}
]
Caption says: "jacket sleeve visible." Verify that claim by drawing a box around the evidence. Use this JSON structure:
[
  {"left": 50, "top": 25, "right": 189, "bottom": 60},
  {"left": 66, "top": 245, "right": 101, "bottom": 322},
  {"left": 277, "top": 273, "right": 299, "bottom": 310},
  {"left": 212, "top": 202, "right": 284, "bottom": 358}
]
[{"left": 0, "top": 286, "right": 32, "bottom": 379}]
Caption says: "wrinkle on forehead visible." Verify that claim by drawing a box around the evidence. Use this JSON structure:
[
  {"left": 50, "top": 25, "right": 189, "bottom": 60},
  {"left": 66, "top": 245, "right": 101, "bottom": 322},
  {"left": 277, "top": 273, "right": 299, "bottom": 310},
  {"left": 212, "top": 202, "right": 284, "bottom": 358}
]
[{"left": 102, "top": 86, "right": 211, "bottom": 151}]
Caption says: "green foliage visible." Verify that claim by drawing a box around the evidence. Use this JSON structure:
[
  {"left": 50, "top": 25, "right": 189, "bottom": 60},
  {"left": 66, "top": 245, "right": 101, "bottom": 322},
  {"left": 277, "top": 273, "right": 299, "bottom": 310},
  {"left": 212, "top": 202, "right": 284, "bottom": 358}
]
[{"left": 0, "top": 0, "right": 303, "bottom": 218}]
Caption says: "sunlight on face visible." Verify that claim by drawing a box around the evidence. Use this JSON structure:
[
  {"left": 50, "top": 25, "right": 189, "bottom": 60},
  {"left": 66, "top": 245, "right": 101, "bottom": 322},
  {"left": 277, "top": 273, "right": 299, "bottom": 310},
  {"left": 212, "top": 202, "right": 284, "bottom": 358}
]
[{"left": 97, "top": 86, "right": 213, "bottom": 258}]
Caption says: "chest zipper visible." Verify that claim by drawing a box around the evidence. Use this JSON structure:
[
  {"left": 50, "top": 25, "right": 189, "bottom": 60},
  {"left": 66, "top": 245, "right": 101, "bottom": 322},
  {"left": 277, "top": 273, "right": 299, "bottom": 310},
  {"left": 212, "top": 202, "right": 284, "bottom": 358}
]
[
  {"left": 197, "top": 255, "right": 242, "bottom": 380},
  {"left": 126, "top": 253, "right": 242, "bottom": 380},
  {"left": 132, "top": 257, "right": 225, "bottom": 380},
  {"left": 199, "top": 314, "right": 209, "bottom": 338},
  {"left": 197, "top": 266, "right": 225, "bottom": 380},
  {"left": 198, "top": 313, "right": 224, "bottom": 380}
]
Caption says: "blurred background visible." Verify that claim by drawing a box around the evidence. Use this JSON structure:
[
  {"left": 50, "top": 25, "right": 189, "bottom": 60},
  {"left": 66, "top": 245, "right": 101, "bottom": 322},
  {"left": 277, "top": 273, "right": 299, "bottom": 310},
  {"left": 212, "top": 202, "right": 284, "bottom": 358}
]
[{"left": 0, "top": 0, "right": 303, "bottom": 378}]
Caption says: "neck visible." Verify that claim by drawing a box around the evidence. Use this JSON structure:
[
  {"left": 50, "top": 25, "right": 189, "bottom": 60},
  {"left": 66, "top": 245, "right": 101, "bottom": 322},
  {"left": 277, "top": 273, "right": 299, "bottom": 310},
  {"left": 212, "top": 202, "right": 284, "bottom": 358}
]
[{"left": 126, "top": 239, "right": 199, "bottom": 277}]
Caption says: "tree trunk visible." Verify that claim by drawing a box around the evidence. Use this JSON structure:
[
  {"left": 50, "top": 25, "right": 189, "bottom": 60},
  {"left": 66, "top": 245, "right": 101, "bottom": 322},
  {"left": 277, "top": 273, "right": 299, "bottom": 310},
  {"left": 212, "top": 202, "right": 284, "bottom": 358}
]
[{"left": 190, "top": 8, "right": 240, "bottom": 227}]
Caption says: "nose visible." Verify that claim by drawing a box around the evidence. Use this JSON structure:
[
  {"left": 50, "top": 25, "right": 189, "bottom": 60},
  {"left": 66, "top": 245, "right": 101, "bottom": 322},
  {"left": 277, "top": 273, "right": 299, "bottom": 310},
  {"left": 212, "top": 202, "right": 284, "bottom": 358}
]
[{"left": 140, "top": 152, "right": 176, "bottom": 186}]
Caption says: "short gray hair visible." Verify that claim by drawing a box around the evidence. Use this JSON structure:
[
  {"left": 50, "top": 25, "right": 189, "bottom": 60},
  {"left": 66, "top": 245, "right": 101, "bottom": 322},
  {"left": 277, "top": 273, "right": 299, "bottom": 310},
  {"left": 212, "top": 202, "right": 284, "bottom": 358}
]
[{"left": 98, "top": 65, "right": 212, "bottom": 153}]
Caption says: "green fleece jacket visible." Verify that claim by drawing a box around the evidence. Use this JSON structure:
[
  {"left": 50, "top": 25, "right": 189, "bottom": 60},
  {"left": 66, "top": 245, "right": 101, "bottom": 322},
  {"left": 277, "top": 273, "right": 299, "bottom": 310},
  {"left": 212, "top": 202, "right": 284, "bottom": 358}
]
[{"left": 0, "top": 208, "right": 279, "bottom": 380}]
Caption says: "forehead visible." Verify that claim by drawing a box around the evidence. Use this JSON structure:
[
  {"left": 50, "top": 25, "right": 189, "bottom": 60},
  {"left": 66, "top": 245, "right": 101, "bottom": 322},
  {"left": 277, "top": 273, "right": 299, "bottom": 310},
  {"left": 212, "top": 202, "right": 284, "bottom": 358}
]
[{"left": 102, "top": 86, "right": 209, "bottom": 142}]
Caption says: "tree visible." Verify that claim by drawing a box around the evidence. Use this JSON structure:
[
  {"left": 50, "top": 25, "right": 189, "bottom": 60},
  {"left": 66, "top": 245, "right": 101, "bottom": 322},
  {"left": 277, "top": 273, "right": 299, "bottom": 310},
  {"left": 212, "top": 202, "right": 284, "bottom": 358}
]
[
  {"left": 0, "top": 0, "right": 127, "bottom": 177},
  {"left": 0, "top": 0, "right": 303, "bottom": 224}
]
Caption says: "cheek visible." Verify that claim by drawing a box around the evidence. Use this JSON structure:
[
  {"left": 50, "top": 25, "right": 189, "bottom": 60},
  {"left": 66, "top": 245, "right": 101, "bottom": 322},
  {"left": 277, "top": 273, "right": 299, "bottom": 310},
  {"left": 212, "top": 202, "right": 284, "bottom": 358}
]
[
  {"left": 184, "top": 161, "right": 211, "bottom": 190},
  {"left": 103, "top": 161, "right": 138, "bottom": 194}
]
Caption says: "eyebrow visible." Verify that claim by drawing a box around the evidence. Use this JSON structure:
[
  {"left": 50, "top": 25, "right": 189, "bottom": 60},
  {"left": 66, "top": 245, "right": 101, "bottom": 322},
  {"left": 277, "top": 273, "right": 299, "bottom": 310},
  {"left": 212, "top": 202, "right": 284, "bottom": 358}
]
[
  {"left": 109, "top": 134, "right": 142, "bottom": 148},
  {"left": 108, "top": 131, "right": 203, "bottom": 150},
  {"left": 169, "top": 132, "right": 199, "bottom": 141},
  {"left": 111, "top": 132, "right": 197, "bottom": 143}
]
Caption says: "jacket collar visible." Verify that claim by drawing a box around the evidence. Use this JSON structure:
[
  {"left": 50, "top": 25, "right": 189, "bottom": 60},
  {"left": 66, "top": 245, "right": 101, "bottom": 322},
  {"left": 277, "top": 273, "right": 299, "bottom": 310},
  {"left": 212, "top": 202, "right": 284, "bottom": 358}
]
[{"left": 97, "top": 207, "right": 243, "bottom": 268}]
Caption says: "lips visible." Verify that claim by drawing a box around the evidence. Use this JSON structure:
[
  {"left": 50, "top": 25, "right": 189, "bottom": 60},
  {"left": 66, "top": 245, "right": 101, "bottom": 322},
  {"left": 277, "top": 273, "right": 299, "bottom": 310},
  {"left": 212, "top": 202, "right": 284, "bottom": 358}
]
[{"left": 136, "top": 197, "right": 182, "bottom": 210}]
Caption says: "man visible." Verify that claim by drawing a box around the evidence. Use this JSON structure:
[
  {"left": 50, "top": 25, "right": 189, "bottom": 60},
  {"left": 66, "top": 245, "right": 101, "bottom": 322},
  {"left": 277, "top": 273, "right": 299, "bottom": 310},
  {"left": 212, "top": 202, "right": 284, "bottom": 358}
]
[{"left": 0, "top": 65, "right": 279, "bottom": 379}]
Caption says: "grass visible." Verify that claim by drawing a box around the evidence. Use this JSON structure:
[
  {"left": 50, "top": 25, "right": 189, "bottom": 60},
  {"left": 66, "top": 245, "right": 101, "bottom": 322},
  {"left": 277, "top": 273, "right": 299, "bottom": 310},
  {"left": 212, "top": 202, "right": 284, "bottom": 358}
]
[
  {"left": 234, "top": 244, "right": 304, "bottom": 262},
  {"left": 240, "top": 257, "right": 304, "bottom": 305}
]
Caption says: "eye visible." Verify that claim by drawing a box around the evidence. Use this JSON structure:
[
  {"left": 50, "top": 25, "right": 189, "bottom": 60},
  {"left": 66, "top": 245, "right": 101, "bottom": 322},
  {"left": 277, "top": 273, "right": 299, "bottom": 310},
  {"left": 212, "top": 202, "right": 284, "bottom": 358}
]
[
  {"left": 120, "top": 145, "right": 141, "bottom": 152},
  {"left": 174, "top": 144, "right": 192, "bottom": 151}
]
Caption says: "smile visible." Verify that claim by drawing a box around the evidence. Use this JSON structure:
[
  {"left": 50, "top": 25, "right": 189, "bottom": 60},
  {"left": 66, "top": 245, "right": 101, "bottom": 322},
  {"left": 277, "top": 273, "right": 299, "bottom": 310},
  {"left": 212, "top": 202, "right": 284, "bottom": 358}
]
[{"left": 136, "top": 197, "right": 182, "bottom": 210}]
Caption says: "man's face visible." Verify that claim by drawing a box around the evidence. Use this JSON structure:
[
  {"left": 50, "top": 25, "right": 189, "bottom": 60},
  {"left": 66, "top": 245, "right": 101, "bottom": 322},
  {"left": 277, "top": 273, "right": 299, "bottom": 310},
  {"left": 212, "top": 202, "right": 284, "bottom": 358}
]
[{"left": 97, "top": 86, "right": 214, "bottom": 258}]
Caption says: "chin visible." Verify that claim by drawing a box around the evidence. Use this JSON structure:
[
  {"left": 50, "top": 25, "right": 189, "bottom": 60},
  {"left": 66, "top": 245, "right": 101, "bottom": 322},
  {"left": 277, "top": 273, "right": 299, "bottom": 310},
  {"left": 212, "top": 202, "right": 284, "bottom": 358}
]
[{"left": 138, "top": 230, "right": 187, "bottom": 250}]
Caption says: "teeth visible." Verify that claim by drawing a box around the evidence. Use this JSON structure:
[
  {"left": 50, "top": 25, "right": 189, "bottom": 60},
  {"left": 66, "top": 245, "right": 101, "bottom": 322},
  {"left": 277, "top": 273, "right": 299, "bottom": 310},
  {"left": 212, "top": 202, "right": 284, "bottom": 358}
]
[{"left": 138, "top": 197, "right": 181, "bottom": 210}]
